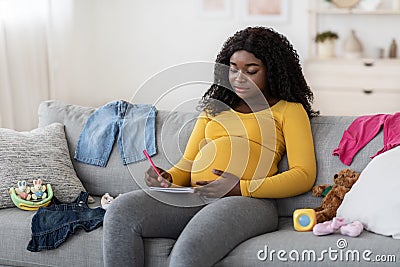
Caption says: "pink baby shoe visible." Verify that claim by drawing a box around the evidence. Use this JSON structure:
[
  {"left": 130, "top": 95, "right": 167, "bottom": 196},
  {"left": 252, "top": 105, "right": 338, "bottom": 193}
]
[
  {"left": 340, "top": 221, "right": 364, "bottom": 237},
  {"left": 313, "top": 217, "right": 347, "bottom": 236}
]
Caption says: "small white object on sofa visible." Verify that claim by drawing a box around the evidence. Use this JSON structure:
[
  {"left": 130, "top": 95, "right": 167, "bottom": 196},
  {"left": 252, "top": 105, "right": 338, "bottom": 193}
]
[{"left": 337, "top": 146, "right": 400, "bottom": 239}]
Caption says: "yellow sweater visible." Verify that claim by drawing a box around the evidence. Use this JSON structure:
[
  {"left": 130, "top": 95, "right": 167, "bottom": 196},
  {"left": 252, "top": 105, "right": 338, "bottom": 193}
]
[{"left": 167, "top": 100, "right": 316, "bottom": 198}]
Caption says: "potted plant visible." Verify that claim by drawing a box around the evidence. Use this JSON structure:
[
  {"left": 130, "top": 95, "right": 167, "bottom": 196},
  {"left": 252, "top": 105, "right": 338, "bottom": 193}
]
[
  {"left": 315, "top": 31, "right": 339, "bottom": 58},
  {"left": 321, "top": 0, "right": 333, "bottom": 8}
]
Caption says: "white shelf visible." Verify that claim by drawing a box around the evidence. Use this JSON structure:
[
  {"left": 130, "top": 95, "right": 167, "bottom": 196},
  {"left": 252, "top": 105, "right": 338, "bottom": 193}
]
[
  {"left": 310, "top": 8, "right": 400, "bottom": 15},
  {"left": 306, "top": 1, "right": 400, "bottom": 115},
  {"left": 306, "top": 58, "right": 400, "bottom": 64},
  {"left": 307, "top": 0, "right": 400, "bottom": 57}
]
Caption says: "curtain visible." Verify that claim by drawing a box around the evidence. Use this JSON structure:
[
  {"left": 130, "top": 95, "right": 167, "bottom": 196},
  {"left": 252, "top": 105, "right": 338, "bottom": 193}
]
[{"left": 0, "top": 0, "right": 70, "bottom": 131}]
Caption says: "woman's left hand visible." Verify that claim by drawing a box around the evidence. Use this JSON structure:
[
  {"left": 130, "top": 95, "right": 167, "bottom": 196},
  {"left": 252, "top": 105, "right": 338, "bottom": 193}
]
[{"left": 194, "top": 169, "right": 241, "bottom": 198}]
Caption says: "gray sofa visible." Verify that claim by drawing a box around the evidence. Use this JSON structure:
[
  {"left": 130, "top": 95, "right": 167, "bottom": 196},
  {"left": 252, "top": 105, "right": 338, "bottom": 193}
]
[{"left": 0, "top": 100, "right": 399, "bottom": 267}]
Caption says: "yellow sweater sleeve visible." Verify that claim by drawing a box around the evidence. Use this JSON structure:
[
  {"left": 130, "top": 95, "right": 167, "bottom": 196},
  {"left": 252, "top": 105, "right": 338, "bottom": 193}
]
[
  {"left": 240, "top": 103, "right": 316, "bottom": 198},
  {"left": 167, "top": 112, "right": 210, "bottom": 186}
]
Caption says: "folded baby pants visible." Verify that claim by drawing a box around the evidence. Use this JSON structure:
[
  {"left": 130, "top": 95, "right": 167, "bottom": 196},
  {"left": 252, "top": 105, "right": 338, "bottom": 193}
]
[{"left": 74, "top": 100, "right": 157, "bottom": 167}]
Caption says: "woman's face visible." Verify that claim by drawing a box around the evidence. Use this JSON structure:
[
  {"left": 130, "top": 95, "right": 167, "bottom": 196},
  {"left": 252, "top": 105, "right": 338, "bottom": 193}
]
[{"left": 228, "top": 50, "right": 268, "bottom": 101}]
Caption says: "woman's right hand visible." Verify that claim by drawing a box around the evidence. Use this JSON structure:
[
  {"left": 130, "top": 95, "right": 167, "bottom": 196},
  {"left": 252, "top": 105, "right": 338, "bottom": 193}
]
[{"left": 145, "top": 166, "right": 172, "bottom": 188}]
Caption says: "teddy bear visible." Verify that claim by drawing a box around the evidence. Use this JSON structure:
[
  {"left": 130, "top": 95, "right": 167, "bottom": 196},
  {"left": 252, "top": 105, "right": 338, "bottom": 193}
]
[{"left": 312, "top": 168, "right": 360, "bottom": 223}]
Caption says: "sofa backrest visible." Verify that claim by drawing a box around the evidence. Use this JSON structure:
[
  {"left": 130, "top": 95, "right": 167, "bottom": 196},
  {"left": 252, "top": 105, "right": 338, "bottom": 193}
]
[
  {"left": 38, "top": 100, "right": 384, "bottom": 216},
  {"left": 276, "top": 116, "right": 383, "bottom": 216},
  {"left": 38, "top": 100, "right": 198, "bottom": 197}
]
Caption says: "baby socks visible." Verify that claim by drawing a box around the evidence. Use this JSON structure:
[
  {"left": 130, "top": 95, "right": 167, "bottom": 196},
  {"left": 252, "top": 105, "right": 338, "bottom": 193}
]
[
  {"left": 313, "top": 217, "right": 363, "bottom": 237},
  {"left": 339, "top": 221, "right": 364, "bottom": 237}
]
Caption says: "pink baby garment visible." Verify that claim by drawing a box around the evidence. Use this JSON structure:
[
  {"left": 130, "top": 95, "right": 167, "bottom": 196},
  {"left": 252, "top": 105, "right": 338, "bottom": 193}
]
[
  {"left": 333, "top": 113, "right": 400, "bottom": 165},
  {"left": 372, "top": 112, "right": 400, "bottom": 158}
]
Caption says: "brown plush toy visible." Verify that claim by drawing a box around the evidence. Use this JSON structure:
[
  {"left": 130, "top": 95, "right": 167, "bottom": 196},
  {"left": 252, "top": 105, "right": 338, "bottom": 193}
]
[{"left": 312, "top": 168, "right": 360, "bottom": 223}]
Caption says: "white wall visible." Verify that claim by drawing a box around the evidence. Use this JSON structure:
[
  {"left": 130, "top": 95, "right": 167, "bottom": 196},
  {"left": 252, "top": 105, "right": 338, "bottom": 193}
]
[{"left": 49, "top": 0, "right": 310, "bottom": 110}]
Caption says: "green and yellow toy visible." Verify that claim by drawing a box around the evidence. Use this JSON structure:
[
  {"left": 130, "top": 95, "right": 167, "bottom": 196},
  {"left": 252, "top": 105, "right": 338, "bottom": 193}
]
[{"left": 9, "top": 179, "right": 53, "bottom": 211}]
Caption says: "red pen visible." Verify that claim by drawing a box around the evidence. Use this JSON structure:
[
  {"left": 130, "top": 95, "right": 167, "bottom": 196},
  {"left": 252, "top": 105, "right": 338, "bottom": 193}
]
[{"left": 143, "top": 149, "right": 161, "bottom": 176}]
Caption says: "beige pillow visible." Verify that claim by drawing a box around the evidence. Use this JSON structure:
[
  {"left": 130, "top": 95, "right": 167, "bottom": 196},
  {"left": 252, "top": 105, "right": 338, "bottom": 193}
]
[{"left": 0, "top": 123, "right": 86, "bottom": 209}]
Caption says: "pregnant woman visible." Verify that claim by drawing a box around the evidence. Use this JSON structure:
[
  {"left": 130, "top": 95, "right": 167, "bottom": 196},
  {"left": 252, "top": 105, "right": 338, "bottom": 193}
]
[{"left": 103, "top": 26, "right": 317, "bottom": 267}]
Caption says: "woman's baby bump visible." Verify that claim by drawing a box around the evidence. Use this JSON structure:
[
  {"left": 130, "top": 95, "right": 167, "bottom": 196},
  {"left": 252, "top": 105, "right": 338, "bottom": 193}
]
[{"left": 190, "top": 136, "right": 275, "bottom": 186}]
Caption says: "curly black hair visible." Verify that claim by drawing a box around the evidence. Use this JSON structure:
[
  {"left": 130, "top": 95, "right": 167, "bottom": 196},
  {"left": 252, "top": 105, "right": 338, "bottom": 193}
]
[{"left": 198, "top": 26, "right": 319, "bottom": 117}]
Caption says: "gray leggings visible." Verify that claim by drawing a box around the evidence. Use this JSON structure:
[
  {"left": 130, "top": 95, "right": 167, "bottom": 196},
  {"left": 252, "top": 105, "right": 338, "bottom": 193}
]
[{"left": 103, "top": 190, "right": 278, "bottom": 267}]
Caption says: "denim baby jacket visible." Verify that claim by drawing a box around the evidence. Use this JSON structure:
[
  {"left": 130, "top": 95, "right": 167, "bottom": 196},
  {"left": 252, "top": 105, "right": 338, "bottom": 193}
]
[{"left": 27, "top": 192, "right": 105, "bottom": 252}]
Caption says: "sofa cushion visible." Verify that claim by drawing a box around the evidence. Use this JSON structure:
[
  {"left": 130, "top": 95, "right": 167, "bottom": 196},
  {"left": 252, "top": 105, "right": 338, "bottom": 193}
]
[
  {"left": 38, "top": 100, "right": 199, "bottom": 197},
  {"left": 215, "top": 217, "right": 400, "bottom": 266},
  {"left": 337, "top": 146, "right": 400, "bottom": 239},
  {"left": 276, "top": 116, "right": 384, "bottom": 217},
  {"left": 0, "top": 198, "right": 174, "bottom": 267},
  {"left": 0, "top": 123, "right": 86, "bottom": 209}
]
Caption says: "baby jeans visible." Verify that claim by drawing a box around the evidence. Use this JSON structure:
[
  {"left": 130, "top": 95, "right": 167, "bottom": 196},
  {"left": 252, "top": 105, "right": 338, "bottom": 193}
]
[{"left": 74, "top": 100, "right": 157, "bottom": 167}]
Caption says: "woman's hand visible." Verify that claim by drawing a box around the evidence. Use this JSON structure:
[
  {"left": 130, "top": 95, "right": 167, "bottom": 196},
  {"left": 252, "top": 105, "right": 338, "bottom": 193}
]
[
  {"left": 145, "top": 166, "right": 172, "bottom": 188},
  {"left": 194, "top": 169, "right": 241, "bottom": 198}
]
